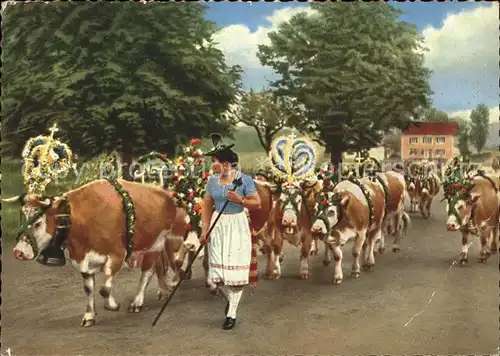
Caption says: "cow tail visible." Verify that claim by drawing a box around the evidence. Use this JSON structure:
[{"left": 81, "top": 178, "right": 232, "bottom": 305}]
[{"left": 401, "top": 212, "right": 411, "bottom": 237}]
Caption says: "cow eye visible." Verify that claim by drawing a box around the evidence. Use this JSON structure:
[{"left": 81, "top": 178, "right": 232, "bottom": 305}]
[{"left": 34, "top": 221, "right": 42, "bottom": 229}]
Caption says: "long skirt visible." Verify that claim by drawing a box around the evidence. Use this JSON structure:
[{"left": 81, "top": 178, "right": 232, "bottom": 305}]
[{"left": 207, "top": 211, "right": 252, "bottom": 287}]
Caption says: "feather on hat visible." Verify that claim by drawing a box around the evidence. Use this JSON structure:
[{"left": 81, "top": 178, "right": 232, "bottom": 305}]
[{"left": 204, "top": 133, "right": 235, "bottom": 156}]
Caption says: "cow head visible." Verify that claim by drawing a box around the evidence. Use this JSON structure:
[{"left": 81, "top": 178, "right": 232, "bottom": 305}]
[
  {"left": 276, "top": 181, "right": 304, "bottom": 235},
  {"left": 310, "top": 191, "right": 347, "bottom": 238},
  {"left": 445, "top": 193, "right": 481, "bottom": 231},
  {"left": 3, "top": 194, "right": 59, "bottom": 261}
]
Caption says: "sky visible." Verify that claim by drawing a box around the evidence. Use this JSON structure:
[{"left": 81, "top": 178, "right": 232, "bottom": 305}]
[{"left": 204, "top": 2, "right": 499, "bottom": 123}]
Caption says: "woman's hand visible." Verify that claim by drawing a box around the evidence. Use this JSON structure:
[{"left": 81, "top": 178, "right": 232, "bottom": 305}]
[
  {"left": 227, "top": 191, "right": 243, "bottom": 204},
  {"left": 200, "top": 230, "right": 210, "bottom": 245}
]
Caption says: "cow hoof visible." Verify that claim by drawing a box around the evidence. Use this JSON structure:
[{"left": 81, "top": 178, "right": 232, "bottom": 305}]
[
  {"left": 128, "top": 305, "right": 146, "bottom": 313},
  {"left": 279, "top": 256, "right": 284, "bottom": 263},
  {"left": 81, "top": 317, "right": 96, "bottom": 327},
  {"left": 490, "top": 247, "right": 498, "bottom": 255},
  {"left": 332, "top": 278, "right": 343, "bottom": 285},
  {"left": 459, "top": 259, "right": 468, "bottom": 265},
  {"left": 300, "top": 273, "right": 309, "bottom": 280},
  {"left": 323, "top": 260, "right": 331, "bottom": 266},
  {"left": 157, "top": 291, "right": 170, "bottom": 300},
  {"left": 104, "top": 303, "right": 120, "bottom": 312},
  {"left": 351, "top": 271, "right": 360, "bottom": 278},
  {"left": 392, "top": 247, "right": 400, "bottom": 253},
  {"left": 273, "top": 273, "right": 281, "bottom": 280},
  {"left": 362, "top": 264, "right": 374, "bottom": 272},
  {"left": 378, "top": 247, "right": 386, "bottom": 254},
  {"left": 477, "top": 257, "right": 487, "bottom": 263}
]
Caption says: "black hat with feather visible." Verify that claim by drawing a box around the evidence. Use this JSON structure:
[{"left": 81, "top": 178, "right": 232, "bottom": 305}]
[{"left": 204, "top": 133, "right": 235, "bottom": 156}]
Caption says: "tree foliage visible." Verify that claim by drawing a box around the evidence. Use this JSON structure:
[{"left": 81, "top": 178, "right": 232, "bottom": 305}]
[
  {"left": 456, "top": 117, "right": 471, "bottom": 157},
  {"left": 2, "top": 2, "right": 242, "bottom": 171},
  {"left": 421, "top": 107, "right": 449, "bottom": 122},
  {"left": 469, "top": 104, "right": 490, "bottom": 153},
  {"left": 257, "top": 2, "right": 432, "bottom": 164},
  {"left": 226, "top": 90, "right": 304, "bottom": 152}
]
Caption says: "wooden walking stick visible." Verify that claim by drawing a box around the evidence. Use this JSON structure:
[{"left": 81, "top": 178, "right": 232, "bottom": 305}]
[{"left": 152, "top": 175, "right": 243, "bottom": 327}]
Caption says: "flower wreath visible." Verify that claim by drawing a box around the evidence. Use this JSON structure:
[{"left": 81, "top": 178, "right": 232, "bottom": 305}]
[
  {"left": 442, "top": 156, "right": 475, "bottom": 204},
  {"left": 167, "top": 138, "right": 209, "bottom": 235}
]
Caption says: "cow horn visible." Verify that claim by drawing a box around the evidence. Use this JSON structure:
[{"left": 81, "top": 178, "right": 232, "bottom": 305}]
[
  {"left": 39, "top": 198, "right": 52, "bottom": 207},
  {"left": 1, "top": 195, "right": 22, "bottom": 203}
]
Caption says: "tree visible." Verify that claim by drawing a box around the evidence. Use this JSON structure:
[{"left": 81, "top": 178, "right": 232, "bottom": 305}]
[
  {"left": 456, "top": 117, "right": 471, "bottom": 157},
  {"left": 2, "top": 2, "right": 242, "bottom": 178},
  {"left": 422, "top": 108, "right": 449, "bottom": 122},
  {"left": 226, "top": 90, "right": 304, "bottom": 153},
  {"left": 469, "top": 104, "right": 490, "bottom": 153},
  {"left": 257, "top": 2, "right": 432, "bottom": 167},
  {"left": 383, "top": 131, "right": 402, "bottom": 158}
]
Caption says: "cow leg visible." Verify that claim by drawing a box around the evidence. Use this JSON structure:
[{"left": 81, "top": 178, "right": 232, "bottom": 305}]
[
  {"left": 376, "top": 219, "right": 387, "bottom": 254},
  {"left": 459, "top": 231, "right": 469, "bottom": 265},
  {"left": 363, "top": 230, "right": 379, "bottom": 271},
  {"left": 323, "top": 240, "right": 332, "bottom": 266},
  {"left": 265, "top": 231, "right": 282, "bottom": 280},
  {"left": 309, "top": 238, "right": 318, "bottom": 256},
  {"left": 425, "top": 199, "right": 432, "bottom": 219},
  {"left": 478, "top": 227, "right": 492, "bottom": 263},
  {"left": 154, "top": 256, "right": 171, "bottom": 300},
  {"left": 129, "top": 252, "right": 161, "bottom": 312},
  {"left": 351, "top": 230, "right": 366, "bottom": 278},
  {"left": 490, "top": 225, "right": 498, "bottom": 254},
  {"left": 299, "top": 233, "right": 312, "bottom": 279},
  {"left": 330, "top": 238, "right": 343, "bottom": 284},
  {"left": 392, "top": 212, "right": 402, "bottom": 253},
  {"left": 99, "top": 255, "right": 122, "bottom": 311},
  {"left": 81, "top": 272, "right": 97, "bottom": 327}
]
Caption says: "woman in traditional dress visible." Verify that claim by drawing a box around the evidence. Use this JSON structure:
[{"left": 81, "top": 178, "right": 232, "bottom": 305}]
[{"left": 201, "top": 134, "right": 261, "bottom": 330}]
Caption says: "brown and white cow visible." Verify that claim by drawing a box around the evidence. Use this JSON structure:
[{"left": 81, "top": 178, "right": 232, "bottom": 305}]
[
  {"left": 418, "top": 172, "right": 441, "bottom": 219},
  {"left": 372, "top": 171, "right": 411, "bottom": 253},
  {"left": 6, "top": 179, "right": 188, "bottom": 327},
  {"left": 310, "top": 178, "right": 386, "bottom": 284},
  {"left": 445, "top": 174, "right": 500, "bottom": 264},
  {"left": 265, "top": 179, "right": 321, "bottom": 280}
]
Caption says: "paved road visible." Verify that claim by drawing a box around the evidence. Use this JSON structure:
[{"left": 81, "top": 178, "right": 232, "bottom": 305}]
[{"left": 2, "top": 193, "right": 498, "bottom": 355}]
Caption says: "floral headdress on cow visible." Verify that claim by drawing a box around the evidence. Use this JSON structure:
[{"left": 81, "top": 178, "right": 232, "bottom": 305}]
[
  {"left": 442, "top": 156, "right": 474, "bottom": 202},
  {"left": 268, "top": 132, "right": 318, "bottom": 188},
  {"left": 21, "top": 123, "right": 73, "bottom": 196}
]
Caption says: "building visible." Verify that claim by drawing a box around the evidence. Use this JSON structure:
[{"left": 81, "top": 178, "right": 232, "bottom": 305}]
[
  {"left": 400, "top": 121, "right": 459, "bottom": 162},
  {"left": 343, "top": 147, "right": 385, "bottom": 162}
]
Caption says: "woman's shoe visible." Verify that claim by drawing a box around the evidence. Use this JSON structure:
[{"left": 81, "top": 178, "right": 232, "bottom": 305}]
[{"left": 222, "top": 317, "right": 236, "bottom": 330}]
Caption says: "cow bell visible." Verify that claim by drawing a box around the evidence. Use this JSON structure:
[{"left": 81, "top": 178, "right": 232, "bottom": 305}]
[{"left": 36, "top": 246, "right": 66, "bottom": 266}]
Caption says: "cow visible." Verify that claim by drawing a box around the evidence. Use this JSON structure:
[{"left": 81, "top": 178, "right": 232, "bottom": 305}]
[
  {"left": 372, "top": 171, "right": 411, "bottom": 253},
  {"left": 265, "top": 179, "right": 322, "bottom": 280},
  {"left": 310, "top": 177, "right": 386, "bottom": 284},
  {"left": 418, "top": 171, "right": 441, "bottom": 219},
  {"left": 445, "top": 174, "right": 500, "bottom": 264},
  {"left": 405, "top": 162, "right": 423, "bottom": 213},
  {"left": 5, "top": 179, "right": 188, "bottom": 327}
]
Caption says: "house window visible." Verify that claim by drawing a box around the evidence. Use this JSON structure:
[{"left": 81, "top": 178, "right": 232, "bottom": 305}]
[
  {"left": 423, "top": 137, "right": 432, "bottom": 144},
  {"left": 435, "top": 136, "right": 445, "bottom": 144},
  {"left": 409, "top": 148, "right": 418, "bottom": 156},
  {"left": 435, "top": 149, "right": 445, "bottom": 156},
  {"left": 409, "top": 137, "right": 418, "bottom": 144}
]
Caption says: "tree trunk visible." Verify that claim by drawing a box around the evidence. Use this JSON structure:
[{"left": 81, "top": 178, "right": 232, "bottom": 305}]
[
  {"left": 329, "top": 147, "right": 343, "bottom": 181},
  {"left": 121, "top": 144, "right": 134, "bottom": 181}
]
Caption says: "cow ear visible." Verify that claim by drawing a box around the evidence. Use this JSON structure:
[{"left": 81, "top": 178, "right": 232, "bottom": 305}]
[
  {"left": 468, "top": 194, "right": 481, "bottom": 205},
  {"left": 340, "top": 195, "right": 349, "bottom": 207}
]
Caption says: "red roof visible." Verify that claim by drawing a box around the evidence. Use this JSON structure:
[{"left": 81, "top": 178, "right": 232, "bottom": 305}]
[{"left": 402, "top": 121, "right": 459, "bottom": 136}]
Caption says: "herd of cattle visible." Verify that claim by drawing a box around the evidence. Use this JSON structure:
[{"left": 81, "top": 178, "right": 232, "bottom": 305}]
[{"left": 5, "top": 158, "right": 500, "bottom": 327}]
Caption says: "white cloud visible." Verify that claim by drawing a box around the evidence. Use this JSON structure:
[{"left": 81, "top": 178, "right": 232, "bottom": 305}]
[
  {"left": 422, "top": 3, "right": 498, "bottom": 76},
  {"left": 213, "top": 6, "right": 316, "bottom": 70},
  {"left": 448, "top": 106, "right": 499, "bottom": 123}
]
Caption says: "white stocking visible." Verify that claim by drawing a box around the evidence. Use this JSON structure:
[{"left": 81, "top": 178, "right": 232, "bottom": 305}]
[{"left": 226, "top": 286, "right": 243, "bottom": 318}]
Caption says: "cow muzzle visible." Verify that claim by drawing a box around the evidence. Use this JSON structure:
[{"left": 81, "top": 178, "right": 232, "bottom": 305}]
[
  {"left": 13, "top": 246, "right": 32, "bottom": 260},
  {"left": 445, "top": 222, "right": 460, "bottom": 231}
]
